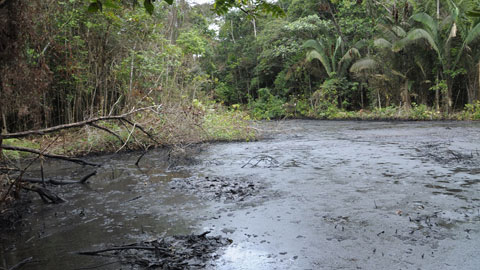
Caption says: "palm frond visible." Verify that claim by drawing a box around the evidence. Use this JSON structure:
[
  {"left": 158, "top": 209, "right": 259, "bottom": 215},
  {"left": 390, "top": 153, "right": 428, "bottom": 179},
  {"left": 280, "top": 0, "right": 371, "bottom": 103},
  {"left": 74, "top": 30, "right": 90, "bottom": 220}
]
[
  {"left": 306, "top": 50, "right": 333, "bottom": 76},
  {"left": 453, "top": 22, "right": 480, "bottom": 68},
  {"left": 303, "top": 39, "right": 325, "bottom": 54},
  {"left": 374, "top": 38, "right": 392, "bottom": 49},
  {"left": 465, "top": 22, "right": 480, "bottom": 44},
  {"left": 392, "top": 26, "right": 406, "bottom": 38},
  {"left": 410, "top": 13, "right": 437, "bottom": 40},
  {"left": 350, "top": 58, "right": 378, "bottom": 73},
  {"left": 332, "top": 36, "right": 343, "bottom": 69},
  {"left": 393, "top": 29, "right": 439, "bottom": 56},
  {"left": 377, "top": 24, "right": 397, "bottom": 41}
]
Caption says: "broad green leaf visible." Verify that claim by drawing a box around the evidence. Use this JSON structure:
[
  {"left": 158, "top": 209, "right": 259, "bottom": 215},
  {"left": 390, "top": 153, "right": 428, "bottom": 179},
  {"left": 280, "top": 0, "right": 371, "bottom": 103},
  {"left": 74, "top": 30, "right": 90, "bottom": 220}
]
[
  {"left": 465, "top": 22, "right": 480, "bottom": 44},
  {"left": 164, "top": 0, "right": 174, "bottom": 5},
  {"left": 411, "top": 13, "right": 437, "bottom": 40}
]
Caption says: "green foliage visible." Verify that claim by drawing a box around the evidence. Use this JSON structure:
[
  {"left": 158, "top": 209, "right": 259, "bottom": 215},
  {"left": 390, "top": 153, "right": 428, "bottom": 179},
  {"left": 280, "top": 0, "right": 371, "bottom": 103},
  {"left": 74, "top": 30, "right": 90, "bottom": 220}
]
[
  {"left": 463, "top": 101, "right": 480, "bottom": 120},
  {"left": 1, "top": 139, "right": 41, "bottom": 159},
  {"left": 214, "top": 82, "right": 238, "bottom": 104},
  {"left": 410, "top": 103, "right": 433, "bottom": 120},
  {"left": 203, "top": 106, "right": 255, "bottom": 141},
  {"left": 248, "top": 88, "right": 286, "bottom": 119},
  {"left": 213, "top": 0, "right": 285, "bottom": 17},
  {"left": 177, "top": 30, "right": 207, "bottom": 55}
]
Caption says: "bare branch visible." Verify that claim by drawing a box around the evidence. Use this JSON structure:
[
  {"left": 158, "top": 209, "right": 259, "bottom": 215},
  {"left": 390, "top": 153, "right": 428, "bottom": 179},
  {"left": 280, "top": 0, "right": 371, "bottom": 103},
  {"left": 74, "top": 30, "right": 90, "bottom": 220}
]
[
  {"left": 0, "top": 145, "right": 100, "bottom": 167},
  {"left": 88, "top": 123, "right": 128, "bottom": 150},
  {"left": 20, "top": 171, "right": 97, "bottom": 185},
  {"left": 0, "top": 106, "right": 160, "bottom": 140}
]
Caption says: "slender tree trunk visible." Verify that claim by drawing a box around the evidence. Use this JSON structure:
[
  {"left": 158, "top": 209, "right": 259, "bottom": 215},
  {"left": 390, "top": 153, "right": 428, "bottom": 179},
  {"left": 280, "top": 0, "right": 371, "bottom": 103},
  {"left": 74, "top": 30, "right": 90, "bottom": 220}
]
[
  {"left": 129, "top": 43, "right": 137, "bottom": 103},
  {"left": 445, "top": 78, "right": 453, "bottom": 113},
  {"left": 402, "top": 79, "right": 411, "bottom": 110},
  {"left": 326, "top": 0, "right": 346, "bottom": 53},
  {"left": 377, "top": 88, "right": 381, "bottom": 109},
  {"left": 1, "top": 110, "right": 7, "bottom": 134},
  {"left": 230, "top": 19, "right": 236, "bottom": 43},
  {"left": 435, "top": 72, "right": 440, "bottom": 111},
  {"left": 437, "top": 0, "right": 440, "bottom": 20},
  {"left": 478, "top": 60, "right": 480, "bottom": 101}
]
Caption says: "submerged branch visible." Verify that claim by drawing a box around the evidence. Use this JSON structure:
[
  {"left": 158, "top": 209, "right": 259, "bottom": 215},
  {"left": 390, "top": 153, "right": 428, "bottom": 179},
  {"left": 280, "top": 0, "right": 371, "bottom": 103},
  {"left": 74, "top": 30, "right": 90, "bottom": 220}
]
[{"left": 20, "top": 171, "right": 97, "bottom": 185}]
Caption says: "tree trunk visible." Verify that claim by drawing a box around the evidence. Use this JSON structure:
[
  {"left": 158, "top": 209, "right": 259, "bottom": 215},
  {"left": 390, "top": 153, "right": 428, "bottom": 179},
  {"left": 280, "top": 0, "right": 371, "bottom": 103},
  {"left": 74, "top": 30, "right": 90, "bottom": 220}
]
[
  {"left": 478, "top": 60, "right": 480, "bottom": 101},
  {"left": 435, "top": 72, "right": 440, "bottom": 111},
  {"left": 445, "top": 78, "right": 453, "bottom": 113},
  {"left": 402, "top": 79, "right": 411, "bottom": 110}
]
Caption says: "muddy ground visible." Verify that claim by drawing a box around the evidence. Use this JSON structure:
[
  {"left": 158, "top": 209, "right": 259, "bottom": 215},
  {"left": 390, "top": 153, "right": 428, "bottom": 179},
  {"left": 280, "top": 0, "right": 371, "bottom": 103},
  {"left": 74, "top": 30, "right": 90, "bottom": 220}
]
[{"left": 1, "top": 120, "right": 480, "bottom": 269}]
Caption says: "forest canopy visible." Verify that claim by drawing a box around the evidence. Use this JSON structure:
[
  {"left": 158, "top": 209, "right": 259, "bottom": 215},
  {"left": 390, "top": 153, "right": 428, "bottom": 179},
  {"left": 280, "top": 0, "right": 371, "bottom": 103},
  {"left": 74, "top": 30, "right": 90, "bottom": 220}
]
[{"left": 2, "top": 0, "right": 480, "bottom": 134}]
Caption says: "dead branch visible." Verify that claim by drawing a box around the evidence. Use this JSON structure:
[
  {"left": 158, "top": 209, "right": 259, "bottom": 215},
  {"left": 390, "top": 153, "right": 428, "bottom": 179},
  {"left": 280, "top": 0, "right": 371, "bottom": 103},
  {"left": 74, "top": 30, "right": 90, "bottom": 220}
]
[
  {"left": 116, "top": 123, "right": 136, "bottom": 153},
  {"left": 0, "top": 106, "right": 161, "bottom": 140},
  {"left": 135, "top": 146, "right": 151, "bottom": 166},
  {"left": 22, "top": 185, "right": 66, "bottom": 204},
  {"left": 78, "top": 246, "right": 166, "bottom": 256},
  {"left": 20, "top": 171, "right": 96, "bottom": 185},
  {"left": 120, "top": 118, "right": 159, "bottom": 144},
  {"left": 0, "top": 145, "right": 100, "bottom": 167},
  {"left": 1, "top": 137, "right": 59, "bottom": 203},
  {"left": 5, "top": 256, "right": 34, "bottom": 270},
  {"left": 88, "top": 123, "right": 128, "bottom": 150}
]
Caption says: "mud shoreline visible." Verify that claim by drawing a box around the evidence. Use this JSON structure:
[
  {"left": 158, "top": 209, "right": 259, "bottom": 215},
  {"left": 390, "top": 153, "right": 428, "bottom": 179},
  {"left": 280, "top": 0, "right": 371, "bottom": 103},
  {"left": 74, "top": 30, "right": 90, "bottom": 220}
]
[{"left": 1, "top": 120, "right": 480, "bottom": 269}]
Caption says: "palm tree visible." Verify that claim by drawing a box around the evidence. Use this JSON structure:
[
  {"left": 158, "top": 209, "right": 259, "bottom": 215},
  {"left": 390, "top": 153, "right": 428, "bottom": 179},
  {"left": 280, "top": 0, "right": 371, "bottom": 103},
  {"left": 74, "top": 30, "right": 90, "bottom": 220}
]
[
  {"left": 392, "top": 7, "right": 458, "bottom": 111},
  {"left": 392, "top": 0, "right": 480, "bottom": 111},
  {"left": 303, "top": 36, "right": 362, "bottom": 79},
  {"left": 350, "top": 21, "right": 424, "bottom": 110},
  {"left": 303, "top": 36, "right": 363, "bottom": 108}
]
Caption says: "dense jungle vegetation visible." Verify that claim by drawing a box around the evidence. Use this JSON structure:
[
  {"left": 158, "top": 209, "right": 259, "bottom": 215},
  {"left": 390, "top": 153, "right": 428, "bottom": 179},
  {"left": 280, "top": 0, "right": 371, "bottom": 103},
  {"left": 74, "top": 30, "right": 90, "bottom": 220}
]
[{"left": 1, "top": 0, "right": 480, "bottom": 137}]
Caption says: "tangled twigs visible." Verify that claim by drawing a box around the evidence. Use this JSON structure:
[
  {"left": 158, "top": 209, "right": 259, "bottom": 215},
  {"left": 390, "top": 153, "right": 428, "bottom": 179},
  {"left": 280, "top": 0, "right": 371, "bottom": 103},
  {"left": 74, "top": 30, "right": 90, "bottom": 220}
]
[
  {"left": 77, "top": 232, "right": 232, "bottom": 269},
  {"left": 241, "top": 155, "right": 279, "bottom": 168},
  {"left": 0, "top": 106, "right": 161, "bottom": 167},
  {"left": 88, "top": 122, "right": 128, "bottom": 150},
  {"left": 1, "top": 137, "right": 59, "bottom": 204}
]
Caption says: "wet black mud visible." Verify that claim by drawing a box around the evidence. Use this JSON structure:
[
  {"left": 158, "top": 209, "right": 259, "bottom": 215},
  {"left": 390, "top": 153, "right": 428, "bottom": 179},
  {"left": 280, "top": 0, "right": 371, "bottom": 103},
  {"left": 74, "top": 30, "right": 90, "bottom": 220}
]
[
  {"left": 2, "top": 121, "right": 480, "bottom": 270},
  {"left": 169, "top": 176, "right": 264, "bottom": 202},
  {"left": 78, "top": 232, "right": 231, "bottom": 269}
]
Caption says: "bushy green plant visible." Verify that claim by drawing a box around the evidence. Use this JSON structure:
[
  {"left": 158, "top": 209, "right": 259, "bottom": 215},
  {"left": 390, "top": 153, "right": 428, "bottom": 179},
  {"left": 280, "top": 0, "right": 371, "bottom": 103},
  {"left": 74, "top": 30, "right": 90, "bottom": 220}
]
[
  {"left": 463, "top": 101, "right": 480, "bottom": 120},
  {"left": 202, "top": 106, "right": 255, "bottom": 141},
  {"left": 410, "top": 103, "right": 431, "bottom": 120},
  {"left": 248, "top": 88, "right": 286, "bottom": 119},
  {"left": 215, "top": 82, "right": 238, "bottom": 104}
]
